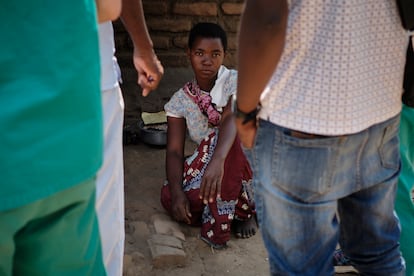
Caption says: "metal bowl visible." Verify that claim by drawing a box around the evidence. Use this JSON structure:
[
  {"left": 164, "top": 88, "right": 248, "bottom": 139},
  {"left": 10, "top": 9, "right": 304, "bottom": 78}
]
[{"left": 137, "top": 120, "right": 167, "bottom": 146}]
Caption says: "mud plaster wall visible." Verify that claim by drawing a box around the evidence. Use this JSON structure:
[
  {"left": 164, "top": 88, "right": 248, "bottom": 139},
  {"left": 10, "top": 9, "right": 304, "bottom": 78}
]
[{"left": 113, "top": 0, "right": 244, "bottom": 123}]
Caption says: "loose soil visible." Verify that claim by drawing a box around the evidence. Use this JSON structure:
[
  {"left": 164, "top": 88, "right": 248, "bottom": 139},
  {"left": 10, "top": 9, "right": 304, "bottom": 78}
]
[{"left": 122, "top": 140, "right": 270, "bottom": 276}]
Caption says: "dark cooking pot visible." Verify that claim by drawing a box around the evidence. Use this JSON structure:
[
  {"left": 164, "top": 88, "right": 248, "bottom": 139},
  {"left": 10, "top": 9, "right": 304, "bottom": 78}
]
[{"left": 137, "top": 120, "right": 167, "bottom": 146}]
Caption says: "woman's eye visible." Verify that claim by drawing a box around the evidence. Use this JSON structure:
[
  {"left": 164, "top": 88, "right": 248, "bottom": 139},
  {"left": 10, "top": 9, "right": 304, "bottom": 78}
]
[{"left": 195, "top": 52, "right": 203, "bottom": 56}]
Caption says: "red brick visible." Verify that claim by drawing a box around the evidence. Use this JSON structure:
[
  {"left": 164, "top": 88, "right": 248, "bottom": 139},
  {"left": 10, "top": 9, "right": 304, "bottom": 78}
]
[
  {"left": 173, "top": 3, "right": 217, "bottom": 16},
  {"left": 221, "top": 3, "right": 244, "bottom": 15}
]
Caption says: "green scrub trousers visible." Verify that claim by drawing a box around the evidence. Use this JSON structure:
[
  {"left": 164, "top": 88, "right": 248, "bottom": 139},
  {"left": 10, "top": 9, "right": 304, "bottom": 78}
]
[{"left": 0, "top": 178, "right": 106, "bottom": 276}]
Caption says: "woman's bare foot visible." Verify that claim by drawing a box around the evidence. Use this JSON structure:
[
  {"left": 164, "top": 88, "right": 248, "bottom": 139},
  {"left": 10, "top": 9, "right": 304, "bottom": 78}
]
[{"left": 232, "top": 215, "right": 258, "bottom": 239}]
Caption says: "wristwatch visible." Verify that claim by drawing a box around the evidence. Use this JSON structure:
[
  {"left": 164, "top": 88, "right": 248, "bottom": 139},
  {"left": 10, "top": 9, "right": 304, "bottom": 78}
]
[{"left": 231, "top": 94, "right": 261, "bottom": 125}]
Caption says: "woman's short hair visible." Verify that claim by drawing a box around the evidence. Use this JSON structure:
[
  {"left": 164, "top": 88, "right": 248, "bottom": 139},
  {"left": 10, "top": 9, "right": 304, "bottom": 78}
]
[{"left": 188, "top": 22, "right": 227, "bottom": 52}]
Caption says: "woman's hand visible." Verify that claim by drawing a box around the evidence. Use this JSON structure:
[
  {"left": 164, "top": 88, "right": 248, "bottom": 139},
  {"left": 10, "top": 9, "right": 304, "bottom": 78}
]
[
  {"left": 199, "top": 158, "right": 225, "bottom": 204},
  {"left": 171, "top": 190, "right": 192, "bottom": 224}
]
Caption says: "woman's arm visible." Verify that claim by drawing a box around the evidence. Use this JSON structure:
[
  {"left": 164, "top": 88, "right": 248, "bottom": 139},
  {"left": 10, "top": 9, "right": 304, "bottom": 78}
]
[
  {"left": 199, "top": 102, "right": 236, "bottom": 204},
  {"left": 165, "top": 117, "right": 192, "bottom": 224},
  {"left": 120, "top": 0, "right": 163, "bottom": 96}
]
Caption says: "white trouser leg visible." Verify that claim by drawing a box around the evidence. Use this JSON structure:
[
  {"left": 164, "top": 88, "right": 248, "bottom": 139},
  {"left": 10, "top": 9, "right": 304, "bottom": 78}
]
[{"left": 96, "top": 86, "right": 125, "bottom": 276}]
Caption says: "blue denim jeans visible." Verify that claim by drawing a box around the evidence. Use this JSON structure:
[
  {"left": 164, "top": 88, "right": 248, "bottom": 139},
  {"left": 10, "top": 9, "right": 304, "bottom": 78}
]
[{"left": 244, "top": 115, "right": 405, "bottom": 275}]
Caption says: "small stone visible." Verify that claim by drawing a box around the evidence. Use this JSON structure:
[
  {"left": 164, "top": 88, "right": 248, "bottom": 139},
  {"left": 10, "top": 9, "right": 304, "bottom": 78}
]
[
  {"left": 152, "top": 213, "right": 186, "bottom": 241},
  {"left": 147, "top": 238, "right": 187, "bottom": 268}
]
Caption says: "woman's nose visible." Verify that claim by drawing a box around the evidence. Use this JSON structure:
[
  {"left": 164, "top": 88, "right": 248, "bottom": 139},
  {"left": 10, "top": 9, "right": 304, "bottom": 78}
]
[{"left": 202, "top": 55, "right": 213, "bottom": 65}]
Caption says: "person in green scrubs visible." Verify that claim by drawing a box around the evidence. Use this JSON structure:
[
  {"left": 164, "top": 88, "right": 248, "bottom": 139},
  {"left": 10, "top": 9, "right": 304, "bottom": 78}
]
[
  {"left": 396, "top": 104, "right": 414, "bottom": 276},
  {"left": 0, "top": 1, "right": 117, "bottom": 275},
  {"left": 395, "top": 38, "right": 414, "bottom": 276}
]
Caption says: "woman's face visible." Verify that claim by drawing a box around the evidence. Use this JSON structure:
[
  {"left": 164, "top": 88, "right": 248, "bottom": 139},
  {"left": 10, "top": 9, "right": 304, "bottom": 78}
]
[{"left": 188, "top": 37, "right": 225, "bottom": 89}]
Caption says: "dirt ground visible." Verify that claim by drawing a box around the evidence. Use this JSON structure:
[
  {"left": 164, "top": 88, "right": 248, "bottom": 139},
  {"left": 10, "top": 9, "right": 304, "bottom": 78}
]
[{"left": 122, "top": 137, "right": 271, "bottom": 276}]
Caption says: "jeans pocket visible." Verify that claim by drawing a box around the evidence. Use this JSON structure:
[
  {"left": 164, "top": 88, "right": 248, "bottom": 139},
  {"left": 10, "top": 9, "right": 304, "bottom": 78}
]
[
  {"left": 274, "top": 133, "right": 343, "bottom": 202},
  {"left": 379, "top": 122, "right": 400, "bottom": 171}
]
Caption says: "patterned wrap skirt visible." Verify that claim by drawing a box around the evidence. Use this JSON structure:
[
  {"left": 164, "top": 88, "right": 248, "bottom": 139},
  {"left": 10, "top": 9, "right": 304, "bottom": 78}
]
[{"left": 161, "top": 130, "right": 255, "bottom": 246}]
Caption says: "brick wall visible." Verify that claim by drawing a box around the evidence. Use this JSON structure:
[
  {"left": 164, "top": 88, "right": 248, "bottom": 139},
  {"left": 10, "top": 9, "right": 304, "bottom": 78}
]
[{"left": 114, "top": 0, "right": 244, "bottom": 123}]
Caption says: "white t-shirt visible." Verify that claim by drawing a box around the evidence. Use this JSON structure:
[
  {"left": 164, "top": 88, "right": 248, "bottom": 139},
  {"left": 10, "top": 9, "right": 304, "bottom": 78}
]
[
  {"left": 98, "top": 22, "right": 121, "bottom": 91},
  {"left": 259, "top": 0, "right": 409, "bottom": 135}
]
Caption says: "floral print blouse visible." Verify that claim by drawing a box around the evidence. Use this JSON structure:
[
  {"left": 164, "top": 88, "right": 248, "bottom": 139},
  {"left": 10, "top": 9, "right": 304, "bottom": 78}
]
[{"left": 164, "top": 66, "right": 237, "bottom": 144}]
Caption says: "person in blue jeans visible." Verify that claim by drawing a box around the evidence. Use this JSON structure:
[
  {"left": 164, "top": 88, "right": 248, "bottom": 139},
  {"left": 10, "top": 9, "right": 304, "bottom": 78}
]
[{"left": 234, "top": 0, "right": 407, "bottom": 275}]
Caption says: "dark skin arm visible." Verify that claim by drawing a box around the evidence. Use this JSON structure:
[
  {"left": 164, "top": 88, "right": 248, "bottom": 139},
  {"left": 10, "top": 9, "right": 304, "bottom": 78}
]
[
  {"left": 199, "top": 101, "right": 236, "bottom": 204},
  {"left": 165, "top": 116, "right": 192, "bottom": 224},
  {"left": 120, "top": 0, "right": 164, "bottom": 96},
  {"left": 236, "top": 0, "right": 288, "bottom": 148}
]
